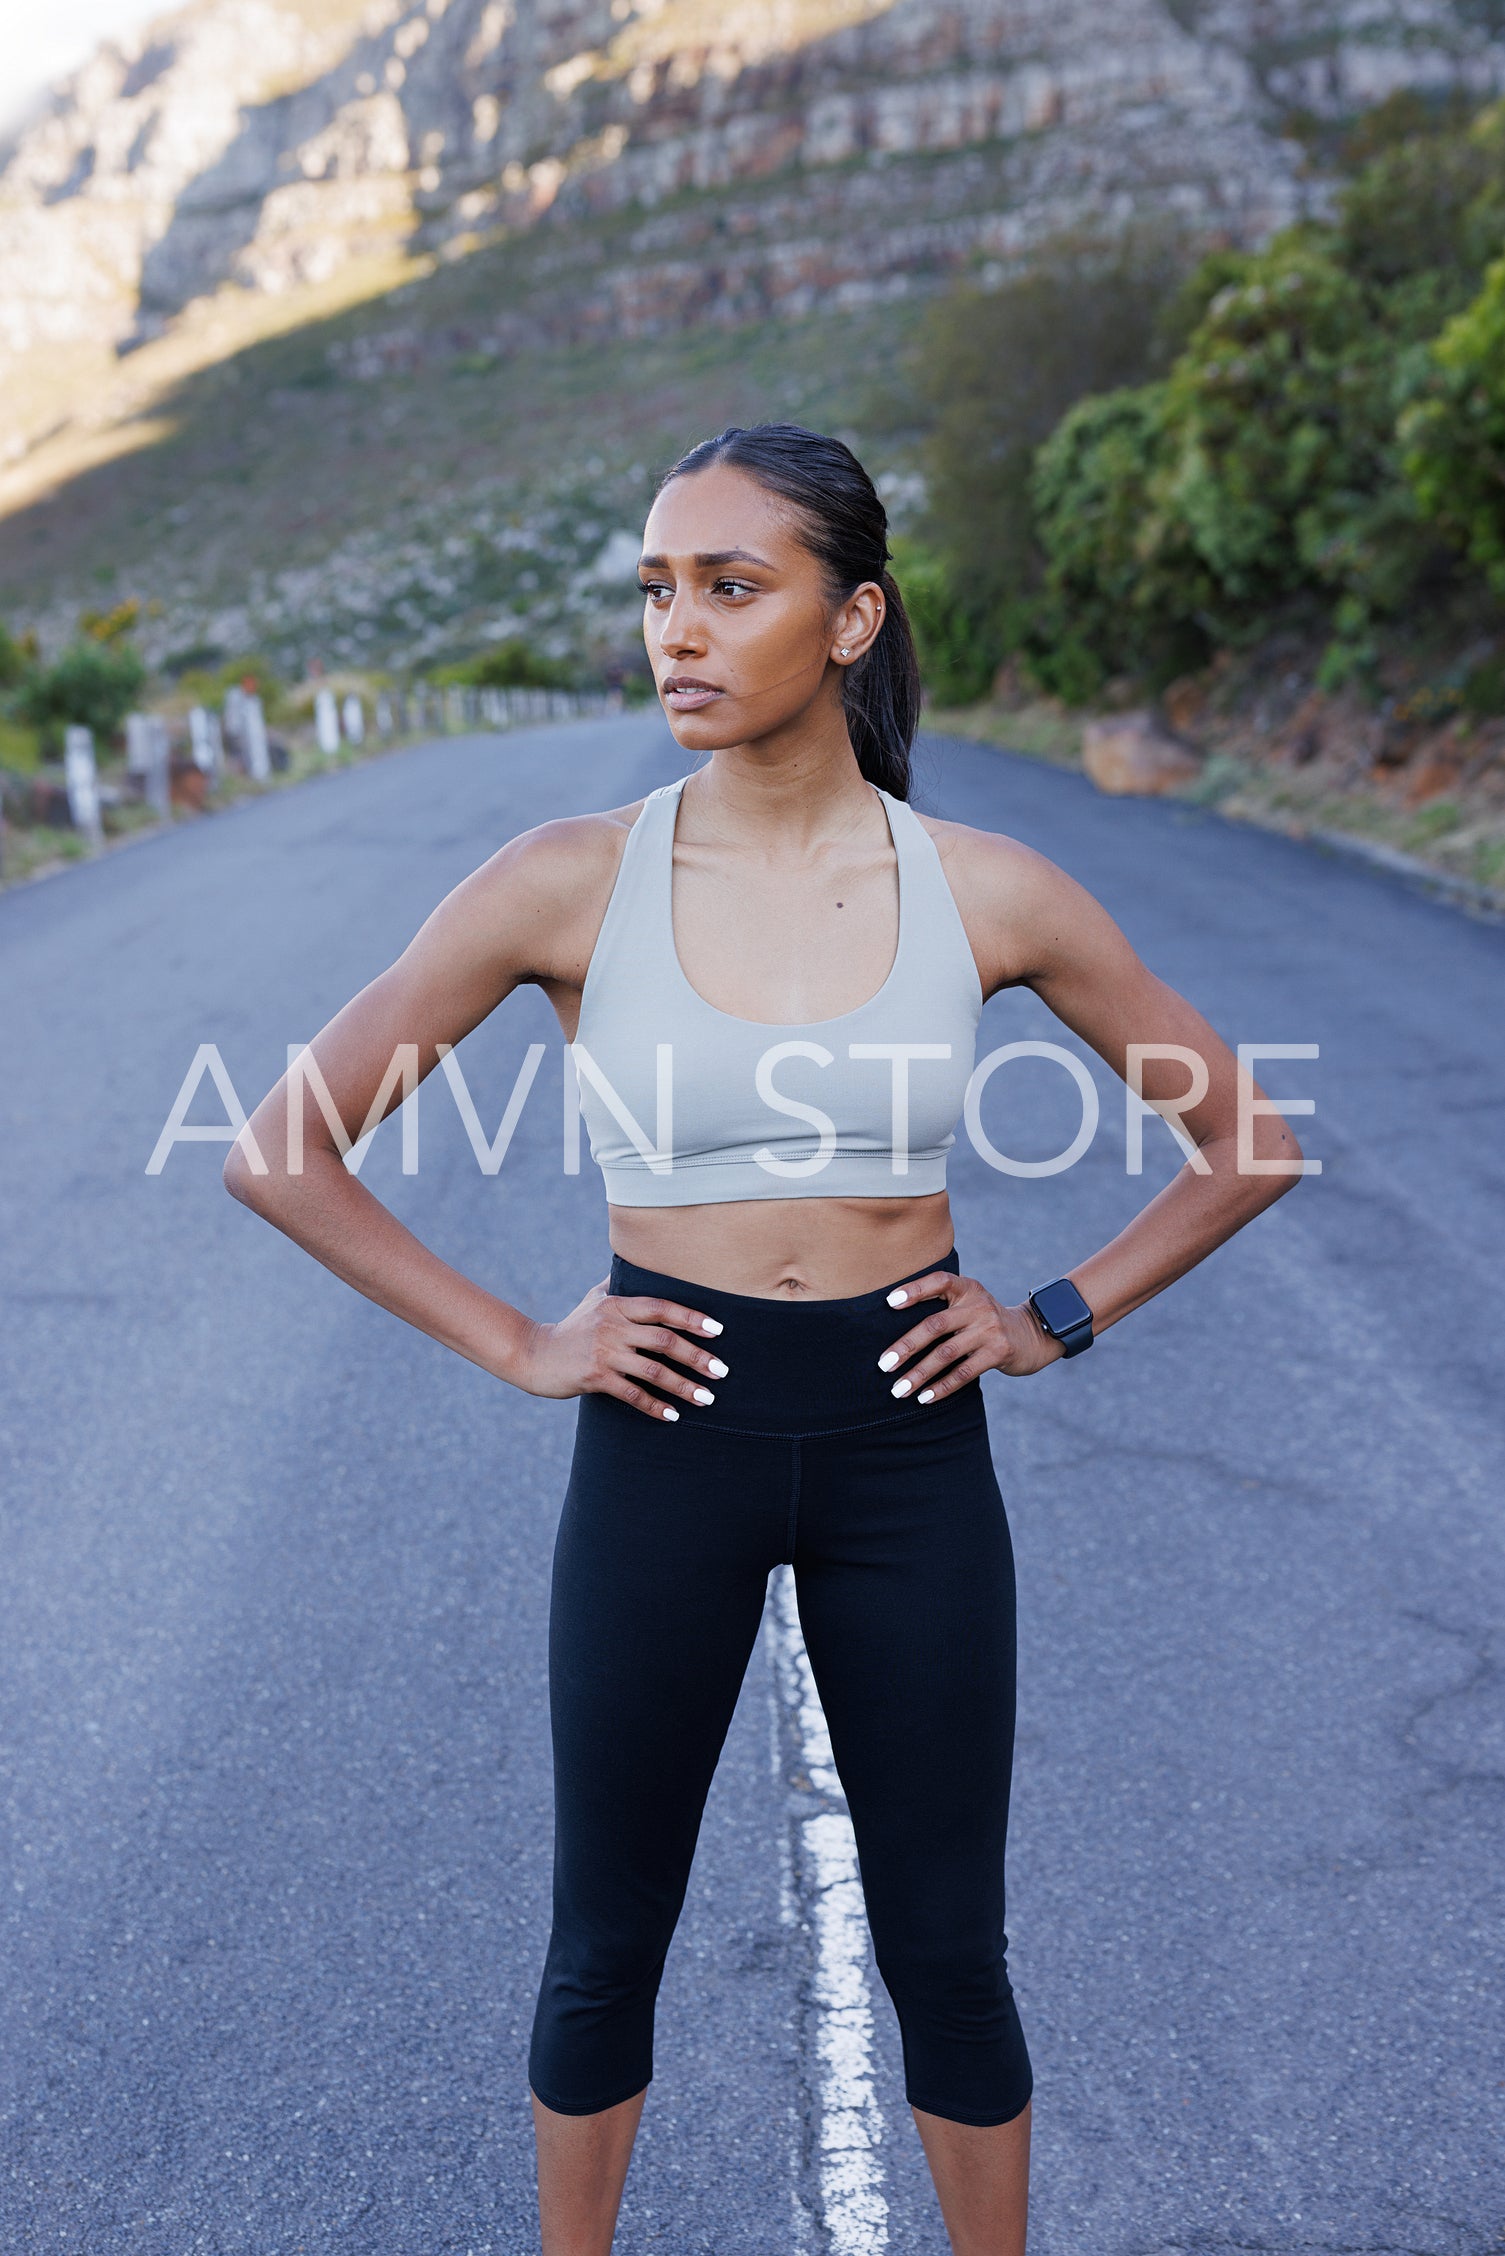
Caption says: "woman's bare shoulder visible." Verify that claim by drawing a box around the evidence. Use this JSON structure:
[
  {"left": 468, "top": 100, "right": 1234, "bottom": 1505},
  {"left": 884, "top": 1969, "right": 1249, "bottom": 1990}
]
[
  {"left": 910, "top": 807, "right": 1112, "bottom": 991},
  {"left": 911, "top": 806, "right": 1091, "bottom": 910},
  {"left": 471, "top": 794, "right": 649, "bottom": 888},
  {"left": 440, "top": 796, "right": 650, "bottom": 984}
]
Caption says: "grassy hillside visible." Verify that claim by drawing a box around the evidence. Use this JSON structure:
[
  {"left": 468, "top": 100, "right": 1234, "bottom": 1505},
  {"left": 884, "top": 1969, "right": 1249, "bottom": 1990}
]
[{"left": 0, "top": 213, "right": 926, "bottom": 678}]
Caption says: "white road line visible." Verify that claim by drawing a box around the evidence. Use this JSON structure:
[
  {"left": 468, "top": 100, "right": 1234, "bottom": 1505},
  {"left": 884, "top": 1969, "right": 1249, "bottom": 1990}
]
[{"left": 766, "top": 1565, "right": 890, "bottom": 2256}]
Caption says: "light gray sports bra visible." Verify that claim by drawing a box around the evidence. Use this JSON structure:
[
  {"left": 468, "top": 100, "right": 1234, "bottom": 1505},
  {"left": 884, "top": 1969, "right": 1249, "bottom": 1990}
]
[{"left": 570, "top": 772, "right": 984, "bottom": 1206}]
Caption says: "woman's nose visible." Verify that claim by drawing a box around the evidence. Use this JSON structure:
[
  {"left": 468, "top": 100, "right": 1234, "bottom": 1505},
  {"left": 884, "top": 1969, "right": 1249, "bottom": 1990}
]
[{"left": 659, "top": 596, "right": 705, "bottom": 656}]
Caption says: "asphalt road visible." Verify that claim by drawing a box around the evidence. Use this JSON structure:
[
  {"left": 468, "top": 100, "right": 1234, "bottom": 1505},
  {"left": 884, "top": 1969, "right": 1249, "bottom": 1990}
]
[{"left": 1, "top": 717, "right": 1501, "bottom": 2256}]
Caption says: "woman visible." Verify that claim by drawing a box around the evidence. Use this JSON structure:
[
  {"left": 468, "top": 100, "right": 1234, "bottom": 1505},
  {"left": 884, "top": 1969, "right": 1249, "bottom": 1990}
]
[{"left": 225, "top": 423, "right": 1303, "bottom": 2255}]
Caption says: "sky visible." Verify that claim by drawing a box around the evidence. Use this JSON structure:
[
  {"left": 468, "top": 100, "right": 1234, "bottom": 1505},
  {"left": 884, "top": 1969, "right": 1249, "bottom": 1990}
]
[{"left": 1, "top": 0, "right": 160, "bottom": 135}]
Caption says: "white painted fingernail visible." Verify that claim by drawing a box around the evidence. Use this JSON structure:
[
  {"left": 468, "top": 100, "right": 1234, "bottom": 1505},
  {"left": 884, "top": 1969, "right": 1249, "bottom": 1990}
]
[
  {"left": 917, "top": 1389, "right": 935, "bottom": 1404},
  {"left": 878, "top": 1349, "right": 900, "bottom": 1371},
  {"left": 891, "top": 1377, "right": 911, "bottom": 1397},
  {"left": 662, "top": 1406, "right": 679, "bottom": 1421},
  {"left": 887, "top": 1288, "right": 908, "bottom": 1307},
  {"left": 701, "top": 1317, "right": 723, "bottom": 1334},
  {"left": 707, "top": 1357, "right": 728, "bottom": 1378},
  {"left": 693, "top": 1387, "right": 715, "bottom": 1405}
]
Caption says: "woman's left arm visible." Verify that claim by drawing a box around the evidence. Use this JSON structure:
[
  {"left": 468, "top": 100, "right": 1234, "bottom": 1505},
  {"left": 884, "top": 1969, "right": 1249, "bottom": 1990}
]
[{"left": 882, "top": 830, "right": 1308, "bottom": 1394}]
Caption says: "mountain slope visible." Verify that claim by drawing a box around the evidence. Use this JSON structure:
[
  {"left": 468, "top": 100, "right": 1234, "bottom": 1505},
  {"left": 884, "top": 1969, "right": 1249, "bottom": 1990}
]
[{"left": 4, "top": 0, "right": 1504, "bottom": 670}]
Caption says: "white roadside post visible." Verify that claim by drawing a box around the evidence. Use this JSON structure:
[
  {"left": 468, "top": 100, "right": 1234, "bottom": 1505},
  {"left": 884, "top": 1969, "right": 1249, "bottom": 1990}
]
[
  {"left": 146, "top": 714, "right": 171, "bottom": 816},
  {"left": 315, "top": 686, "right": 340, "bottom": 755},
  {"left": 126, "top": 711, "right": 171, "bottom": 818},
  {"left": 188, "top": 705, "right": 221, "bottom": 781},
  {"left": 63, "top": 725, "right": 104, "bottom": 851},
  {"left": 341, "top": 692, "right": 365, "bottom": 746},
  {"left": 375, "top": 692, "right": 394, "bottom": 736},
  {"left": 222, "top": 684, "right": 246, "bottom": 770},
  {"left": 242, "top": 693, "right": 271, "bottom": 781},
  {"left": 125, "top": 712, "right": 151, "bottom": 782}
]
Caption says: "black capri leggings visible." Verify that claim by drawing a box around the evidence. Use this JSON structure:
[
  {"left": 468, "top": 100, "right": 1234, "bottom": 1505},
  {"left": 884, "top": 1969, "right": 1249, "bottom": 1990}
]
[{"left": 527, "top": 1247, "right": 1033, "bottom": 2129}]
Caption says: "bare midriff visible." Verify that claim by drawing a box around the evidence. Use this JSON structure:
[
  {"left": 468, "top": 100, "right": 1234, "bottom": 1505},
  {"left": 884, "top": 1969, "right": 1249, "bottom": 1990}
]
[{"left": 608, "top": 1188, "right": 955, "bottom": 1300}]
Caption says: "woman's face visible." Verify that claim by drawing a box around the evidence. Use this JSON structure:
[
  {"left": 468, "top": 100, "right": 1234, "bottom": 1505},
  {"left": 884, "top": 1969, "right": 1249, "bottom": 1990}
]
[{"left": 637, "top": 461, "right": 883, "bottom": 753}]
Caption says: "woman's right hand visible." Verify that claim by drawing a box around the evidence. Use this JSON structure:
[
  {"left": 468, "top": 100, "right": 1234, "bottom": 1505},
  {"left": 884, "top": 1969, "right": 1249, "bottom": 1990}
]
[{"left": 511, "top": 1277, "right": 729, "bottom": 1421}]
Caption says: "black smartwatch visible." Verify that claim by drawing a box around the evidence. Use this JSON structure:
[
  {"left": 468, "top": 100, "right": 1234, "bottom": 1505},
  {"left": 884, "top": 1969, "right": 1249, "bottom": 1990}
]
[{"left": 1027, "top": 1277, "right": 1095, "bottom": 1359}]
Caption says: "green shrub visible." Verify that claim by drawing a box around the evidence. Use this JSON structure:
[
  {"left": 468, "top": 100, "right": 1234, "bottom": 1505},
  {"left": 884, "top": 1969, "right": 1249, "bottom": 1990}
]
[
  {"left": 161, "top": 641, "right": 229, "bottom": 678},
  {"left": 903, "top": 91, "right": 1505, "bottom": 700},
  {"left": 1335, "top": 117, "right": 1499, "bottom": 312},
  {"left": 0, "top": 621, "right": 33, "bottom": 690},
  {"left": 1315, "top": 594, "right": 1381, "bottom": 694},
  {"left": 1024, "top": 233, "right": 1448, "bottom": 689},
  {"left": 1027, "top": 386, "right": 1194, "bottom": 697},
  {"left": 1155, "top": 243, "right": 1406, "bottom": 614},
  {"left": 437, "top": 640, "right": 573, "bottom": 690},
  {"left": 1463, "top": 649, "right": 1505, "bottom": 715},
  {"left": 910, "top": 221, "right": 1199, "bottom": 673},
  {"left": 1401, "top": 253, "right": 1505, "bottom": 592},
  {"left": 1151, "top": 246, "right": 1264, "bottom": 364},
  {"left": 0, "top": 717, "right": 43, "bottom": 773},
  {"left": 890, "top": 540, "right": 996, "bottom": 705},
  {"left": 19, "top": 641, "right": 146, "bottom": 747}
]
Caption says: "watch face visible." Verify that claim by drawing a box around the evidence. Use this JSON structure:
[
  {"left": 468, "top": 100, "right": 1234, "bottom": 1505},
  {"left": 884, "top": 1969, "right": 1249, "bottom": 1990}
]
[{"left": 1032, "top": 1279, "right": 1093, "bottom": 1335}]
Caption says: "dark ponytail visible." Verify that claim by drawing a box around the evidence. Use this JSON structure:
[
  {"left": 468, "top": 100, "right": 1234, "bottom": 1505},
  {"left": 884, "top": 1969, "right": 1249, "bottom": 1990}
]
[{"left": 658, "top": 422, "right": 922, "bottom": 800}]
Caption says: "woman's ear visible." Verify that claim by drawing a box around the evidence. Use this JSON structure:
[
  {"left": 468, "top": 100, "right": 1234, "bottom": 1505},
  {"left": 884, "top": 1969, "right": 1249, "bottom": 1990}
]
[{"left": 830, "top": 580, "right": 886, "bottom": 666}]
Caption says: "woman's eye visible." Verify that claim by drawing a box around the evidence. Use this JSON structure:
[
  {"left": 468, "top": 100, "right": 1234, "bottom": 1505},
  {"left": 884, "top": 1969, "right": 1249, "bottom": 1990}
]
[{"left": 638, "top": 576, "right": 754, "bottom": 600}]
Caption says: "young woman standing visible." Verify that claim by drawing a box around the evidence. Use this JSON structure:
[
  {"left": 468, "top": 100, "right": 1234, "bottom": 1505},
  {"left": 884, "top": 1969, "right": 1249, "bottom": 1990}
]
[{"left": 225, "top": 424, "right": 1304, "bottom": 2254}]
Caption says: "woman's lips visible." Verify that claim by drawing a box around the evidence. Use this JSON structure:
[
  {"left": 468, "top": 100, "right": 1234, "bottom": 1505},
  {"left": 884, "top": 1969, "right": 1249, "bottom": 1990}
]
[{"left": 663, "top": 679, "right": 724, "bottom": 711}]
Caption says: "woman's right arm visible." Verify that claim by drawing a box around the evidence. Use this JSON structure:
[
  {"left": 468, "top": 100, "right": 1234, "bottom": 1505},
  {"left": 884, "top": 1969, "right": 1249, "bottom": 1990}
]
[{"left": 222, "top": 817, "right": 725, "bottom": 1421}]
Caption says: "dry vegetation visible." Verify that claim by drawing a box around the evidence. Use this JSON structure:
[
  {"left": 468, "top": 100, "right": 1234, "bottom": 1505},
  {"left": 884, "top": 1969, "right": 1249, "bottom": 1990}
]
[{"left": 933, "top": 641, "right": 1505, "bottom": 903}]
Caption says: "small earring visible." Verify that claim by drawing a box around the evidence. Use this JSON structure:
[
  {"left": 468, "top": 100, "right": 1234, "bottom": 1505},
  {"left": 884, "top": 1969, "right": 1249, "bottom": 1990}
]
[{"left": 838, "top": 645, "right": 849, "bottom": 657}]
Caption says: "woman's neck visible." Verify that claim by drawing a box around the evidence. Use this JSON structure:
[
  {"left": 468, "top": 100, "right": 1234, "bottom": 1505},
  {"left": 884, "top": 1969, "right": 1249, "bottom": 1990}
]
[{"left": 682, "top": 737, "right": 877, "bottom": 854}]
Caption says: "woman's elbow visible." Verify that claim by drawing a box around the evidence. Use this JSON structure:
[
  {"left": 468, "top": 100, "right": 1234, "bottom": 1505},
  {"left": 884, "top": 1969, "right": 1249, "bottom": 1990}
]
[
  {"left": 222, "top": 1138, "right": 272, "bottom": 1213},
  {"left": 1252, "top": 1121, "right": 1307, "bottom": 1207}
]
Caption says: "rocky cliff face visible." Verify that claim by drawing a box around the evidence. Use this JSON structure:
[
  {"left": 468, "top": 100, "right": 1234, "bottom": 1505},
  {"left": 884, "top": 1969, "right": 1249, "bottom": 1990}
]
[
  {"left": 7, "top": 0, "right": 1505, "bottom": 384},
  {"left": 5, "top": 0, "right": 1505, "bottom": 671}
]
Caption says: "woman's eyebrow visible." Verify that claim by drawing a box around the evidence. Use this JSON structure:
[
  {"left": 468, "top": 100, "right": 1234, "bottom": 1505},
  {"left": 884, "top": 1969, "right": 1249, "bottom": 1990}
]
[{"left": 637, "top": 549, "right": 775, "bottom": 571}]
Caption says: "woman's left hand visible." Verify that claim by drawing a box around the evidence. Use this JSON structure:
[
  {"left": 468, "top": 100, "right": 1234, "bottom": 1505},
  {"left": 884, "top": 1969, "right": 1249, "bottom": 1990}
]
[{"left": 877, "top": 1270, "right": 1063, "bottom": 1401}]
